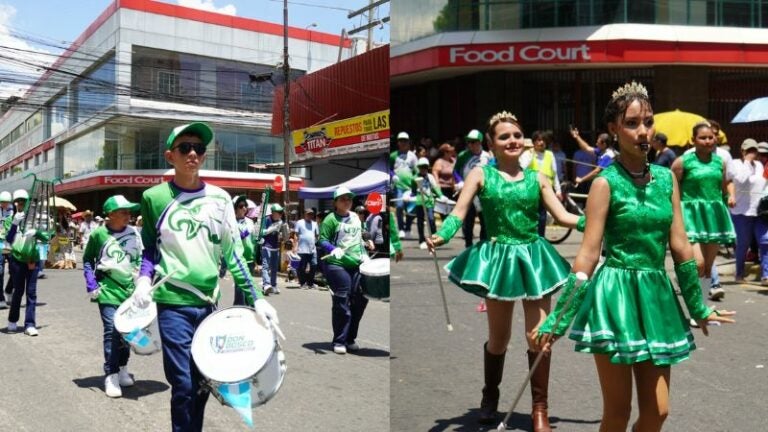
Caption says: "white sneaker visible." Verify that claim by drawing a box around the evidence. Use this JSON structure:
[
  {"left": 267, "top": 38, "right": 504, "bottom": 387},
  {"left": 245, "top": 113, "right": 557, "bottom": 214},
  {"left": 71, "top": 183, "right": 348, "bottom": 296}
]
[
  {"left": 118, "top": 366, "right": 135, "bottom": 387},
  {"left": 333, "top": 345, "right": 347, "bottom": 355},
  {"left": 689, "top": 318, "right": 700, "bottom": 328},
  {"left": 273, "top": 287, "right": 281, "bottom": 294},
  {"left": 346, "top": 342, "right": 360, "bottom": 352},
  {"left": 262, "top": 285, "right": 273, "bottom": 295},
  {"left": 709, "top": 287, "right": 725, "bottom": 301},
  {"left": 6, "top": 321, "right": 17, "bottom": 332},
  {"left": 104, "top": 373, "right": 122, "bottom": 398},
  {"left": 23, "top": 326, "right": 38, "bottom": 337},
  {"left": 419, "top": 242, "right": 428, "bottom": 250},
  {"left": 0, "top": 300, "right": 7, "bottom": 309}
]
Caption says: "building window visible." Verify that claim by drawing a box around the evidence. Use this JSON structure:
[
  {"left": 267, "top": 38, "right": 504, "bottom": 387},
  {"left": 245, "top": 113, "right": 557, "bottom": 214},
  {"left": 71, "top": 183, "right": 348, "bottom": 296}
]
[
  {"left": 46, "top": 92, "right": 70, "bottom": 138},
  {"left": 43, "top": 149, "right": 49, "bottom": 163},
  {"left": 24, "top": 159, "right": 29, "bottom": 170},
  {"left": 26, "top": 110, "right": 42, "bottom": 132},
  {"left": 158, "top": 70, "right": 180, "bottom": 96},
  {"left": 34, "top": 153, "right": 40, "bottom": 166}
]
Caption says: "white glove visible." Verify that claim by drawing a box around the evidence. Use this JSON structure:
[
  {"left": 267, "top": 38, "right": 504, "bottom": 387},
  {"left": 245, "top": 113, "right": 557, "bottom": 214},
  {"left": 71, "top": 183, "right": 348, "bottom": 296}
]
[
  {"left": 330, "top": 247, "right": 345, "bottom": 260},
  {"left": 12, "top": 212, "right": 24, "bottom": 226},
  {"left": 254, "top": 298, "right": 279, "bottom": 325},
  {"left": 89, "top": 288, "right": 101, "bottom": 300},
  {"left": 365, "top": 240, "right": 375, "bottom": 250},
  {"left": 132, "top": 276, "right": 153, "bottom": 309}
]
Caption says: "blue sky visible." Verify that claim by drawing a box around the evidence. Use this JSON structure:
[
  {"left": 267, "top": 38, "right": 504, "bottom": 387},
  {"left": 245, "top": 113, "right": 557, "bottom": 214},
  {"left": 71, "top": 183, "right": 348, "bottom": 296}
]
[{"left": 0, "top": 0, "right": 389, "bottom": 97}]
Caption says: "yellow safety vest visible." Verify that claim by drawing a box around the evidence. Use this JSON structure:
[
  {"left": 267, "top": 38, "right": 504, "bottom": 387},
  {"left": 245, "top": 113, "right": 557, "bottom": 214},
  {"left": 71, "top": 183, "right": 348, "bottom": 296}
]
[{"left": 529, "top": 150, "right": 555, "bottom": 183}]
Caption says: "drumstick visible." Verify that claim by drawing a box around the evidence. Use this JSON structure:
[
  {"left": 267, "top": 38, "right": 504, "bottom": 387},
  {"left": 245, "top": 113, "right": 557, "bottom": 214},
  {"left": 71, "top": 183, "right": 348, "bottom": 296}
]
[
  {"left": 418, "top": 183, "right": 454, "bottom": 332},
  {"left": 496, "top": 272, "right": 588, "bottom": 431},
  {"left": 124, "top": 270, "right": 178, "bottom": 314}
]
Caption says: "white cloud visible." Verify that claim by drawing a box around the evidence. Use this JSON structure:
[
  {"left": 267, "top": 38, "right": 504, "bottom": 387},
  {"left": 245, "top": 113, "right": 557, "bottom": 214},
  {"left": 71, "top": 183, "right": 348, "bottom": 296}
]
[
  {"left": 176, "top": 0, "right": 237, "bottom": 16},
  {"left": 0, "top": 4, "right": 53, "bottom": 100}
]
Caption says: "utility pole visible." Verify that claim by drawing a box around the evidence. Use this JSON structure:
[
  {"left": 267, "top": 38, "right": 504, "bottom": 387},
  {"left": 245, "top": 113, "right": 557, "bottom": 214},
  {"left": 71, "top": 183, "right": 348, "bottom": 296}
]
[
  {"left": 366, "top": 0, "right": 373, "bottom": 51},
  {"left": 282, "top": 0, "right": 291, "bottom": 211}
]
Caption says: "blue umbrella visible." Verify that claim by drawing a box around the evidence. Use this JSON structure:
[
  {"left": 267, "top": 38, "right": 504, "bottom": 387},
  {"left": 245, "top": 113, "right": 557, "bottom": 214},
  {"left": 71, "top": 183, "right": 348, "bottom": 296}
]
[{"left": 732, "top": 97, "right": 768, "bottom": 123}]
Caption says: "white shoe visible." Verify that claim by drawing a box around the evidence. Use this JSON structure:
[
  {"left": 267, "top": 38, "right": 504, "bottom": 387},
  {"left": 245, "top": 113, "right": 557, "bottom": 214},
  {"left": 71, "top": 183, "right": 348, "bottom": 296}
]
[
  {"left": 419, "top": 242, "right": 428, "bottom": 250},
  {"left": 6, "top": 321, "right": 17, "bottom": 332},
  {"left": 0, "top": 300, "right": 7, "bottom": 309},
  {"left": 333, "top": 345, "right": 347, "bottom": 355},
  {"left": 709, "top": 287, "right": 725, "bottom": 301},
  {"left": 398, "top": 230, "right": 405, "bottom": 239},
  {"left": 273, "top": 287, "right": 281, "bottom": 294},
  {"left": 263, "top": 285, "right": 273, "bottom": 295},
  {"left": 689, "top": 318, "right": 700, "bottom": 328},
  {"left": 346, "top": 342, "right": 360, "bottom": 352},
  {"left": 118, "top": 366, "right": 135, "bottom": 387},
  {"left": 104, "top": 374, "right": 122, "bottom": 398},
  {"left": 24, "top": 326, "right": 38, "bottom": 337}
]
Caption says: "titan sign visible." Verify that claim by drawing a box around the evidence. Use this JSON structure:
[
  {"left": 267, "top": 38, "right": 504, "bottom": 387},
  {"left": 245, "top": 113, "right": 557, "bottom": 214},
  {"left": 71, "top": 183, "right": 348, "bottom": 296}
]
[
  {"left": 103, "top": 176, "right": 164, "bottom": 185},
  {"left": 448, "top": 44, "right": 591, "bottom": 64}
]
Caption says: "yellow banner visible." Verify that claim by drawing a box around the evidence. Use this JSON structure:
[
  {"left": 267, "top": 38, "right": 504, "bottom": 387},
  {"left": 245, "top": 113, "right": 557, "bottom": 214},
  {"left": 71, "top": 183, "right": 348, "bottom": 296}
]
[{"left": 292, "top": 110, "right": 390, "bottom": 155}]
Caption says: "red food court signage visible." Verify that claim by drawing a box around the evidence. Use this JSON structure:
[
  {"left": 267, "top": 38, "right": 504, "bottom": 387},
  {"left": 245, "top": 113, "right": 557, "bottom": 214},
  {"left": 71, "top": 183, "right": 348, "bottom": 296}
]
[
  {"left": 102, "top": 175, "right": 165, "bottom": 185},
  {"left": 446, "top": 43, "right": 592, "bottom": 65}
]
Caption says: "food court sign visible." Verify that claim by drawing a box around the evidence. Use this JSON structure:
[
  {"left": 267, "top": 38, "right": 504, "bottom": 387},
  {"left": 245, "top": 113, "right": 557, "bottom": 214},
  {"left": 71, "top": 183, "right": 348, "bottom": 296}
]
[
  {"left": 444, "top": 43, "right": 592, "bottom": 66},
  {"left": 292, "top": 110, "right": 390, "bottom": 160}
]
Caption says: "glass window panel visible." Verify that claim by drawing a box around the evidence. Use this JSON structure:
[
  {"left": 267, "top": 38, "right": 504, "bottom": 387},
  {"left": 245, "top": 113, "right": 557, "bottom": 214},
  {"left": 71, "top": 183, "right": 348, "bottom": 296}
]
[{"left": 75, "top": 55, "right": 116, "bottom": 122}]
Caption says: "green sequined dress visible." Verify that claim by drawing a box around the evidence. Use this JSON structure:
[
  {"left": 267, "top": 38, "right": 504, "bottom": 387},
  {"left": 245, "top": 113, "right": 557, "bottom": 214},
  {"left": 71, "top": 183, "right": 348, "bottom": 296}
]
[
  {"left": 445, "top": 166, "right": 571, "bottom": 300},
  {"left": 679, "top": 152, "right": 735, "bottom": 244},
  {"left": 568, "top": 164, "right": 697, "bottom": 366}
]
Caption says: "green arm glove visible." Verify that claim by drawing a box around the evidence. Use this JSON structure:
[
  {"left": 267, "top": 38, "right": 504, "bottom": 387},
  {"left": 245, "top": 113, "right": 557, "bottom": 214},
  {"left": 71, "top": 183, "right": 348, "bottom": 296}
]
[
  {"left": 674, "top": 259, "right": 714, "bottom": 320},
  {"left": 434, "top": 214, "right": 462, "bottom": 245},
  {"left": 576, "top": 214, "right": 586, "bottom": 233},
  {"left": 538, "top": 272, "right": 589, "bottom": 337}
]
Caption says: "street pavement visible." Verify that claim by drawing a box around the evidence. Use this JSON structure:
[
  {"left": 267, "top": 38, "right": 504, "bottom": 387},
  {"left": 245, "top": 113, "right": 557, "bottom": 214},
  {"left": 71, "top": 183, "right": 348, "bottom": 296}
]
[
  {"left": 0, "top": 256, "right": 389, "bottom": 431},
  {"left": 391, "top": 229, "right": 768, "bottom": 432}
]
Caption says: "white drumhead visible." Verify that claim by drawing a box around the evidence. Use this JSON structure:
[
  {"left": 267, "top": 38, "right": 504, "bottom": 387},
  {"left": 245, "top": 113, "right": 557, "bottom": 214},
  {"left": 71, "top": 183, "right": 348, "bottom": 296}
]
[
  {"left": 192, "top": 306, "right": 275, "bottom": 383},
  {"left": 360, "top": 258, "right": 389, "bottom": 277},
  {"left": 114, "top": 299, "right": 157, "bottom": 333}
]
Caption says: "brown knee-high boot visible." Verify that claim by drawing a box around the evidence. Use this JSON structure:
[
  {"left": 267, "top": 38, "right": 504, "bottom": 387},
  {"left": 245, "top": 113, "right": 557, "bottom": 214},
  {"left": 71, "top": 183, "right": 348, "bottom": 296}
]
[
  {"left": 528, "top": 350, "right": 552, "bottom": 432},
  {"left": 479, "top": 342, "right": 506, "bottom": 424}
]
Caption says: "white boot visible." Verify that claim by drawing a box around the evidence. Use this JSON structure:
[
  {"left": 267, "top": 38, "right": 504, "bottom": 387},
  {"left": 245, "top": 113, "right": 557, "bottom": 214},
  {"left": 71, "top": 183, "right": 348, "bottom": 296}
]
[
  {"left": 118, "top": 366, "right": 135, "bottom": 387},
  {"left": 104, "top": 373, "right": 122, "bottom": 398}
]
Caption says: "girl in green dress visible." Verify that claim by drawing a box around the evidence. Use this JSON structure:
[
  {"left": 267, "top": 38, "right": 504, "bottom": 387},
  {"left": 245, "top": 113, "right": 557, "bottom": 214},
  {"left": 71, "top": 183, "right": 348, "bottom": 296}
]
[
  {"left": 671, "top": 123, "right": 735, "bottom": 301},
  {"left": 427, "top": 112, "right": 579, "bottom": 430},
  {"left": 538, "top": 82, "right": 735, "bottom": 432}
]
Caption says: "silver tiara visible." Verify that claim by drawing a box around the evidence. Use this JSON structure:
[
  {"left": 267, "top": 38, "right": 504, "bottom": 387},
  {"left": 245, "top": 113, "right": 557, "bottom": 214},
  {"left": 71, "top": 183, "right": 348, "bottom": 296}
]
[
  {"left": 611, "top": 81, "right": 648, "bottom": 102},
  {"left": 488, "top": 110, "right": 518, "bottom": 126}
]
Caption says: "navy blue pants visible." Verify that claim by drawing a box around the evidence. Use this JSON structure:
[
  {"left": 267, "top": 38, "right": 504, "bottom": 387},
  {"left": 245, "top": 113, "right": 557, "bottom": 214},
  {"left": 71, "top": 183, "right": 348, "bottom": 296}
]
[
  {"left": 8, "top": 257, "right": 38, "bottom": 329},
  {"left": 99, "top": 304, "right": 130, "bottom": 375},
  {"left": 298, "top": 253, "right": 317, "bottom": 287},
  {"left": 325, "top": 263, "right": 368, "bottom": 347},
  {"left": 157, "top": 304, "right": 215, "bottom": 432}
]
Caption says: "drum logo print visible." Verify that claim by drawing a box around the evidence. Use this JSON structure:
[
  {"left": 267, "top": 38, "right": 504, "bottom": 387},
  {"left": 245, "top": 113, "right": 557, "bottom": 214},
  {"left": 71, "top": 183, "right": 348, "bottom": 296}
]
[
  {"left": 212, "top": 335, "right": 227, "bottom": 353},
  {"left": 210, "top": 334, "right": 256, "bottom": 354}
]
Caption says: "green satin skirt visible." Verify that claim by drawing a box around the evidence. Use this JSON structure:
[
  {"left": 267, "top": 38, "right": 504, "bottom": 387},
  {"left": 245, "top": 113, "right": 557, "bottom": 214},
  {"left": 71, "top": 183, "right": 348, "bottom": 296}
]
[
  {"left": 445, "top": 238, "right": 571, "bottom": 301},
  {"left": 568, "top": 266, "right": 696, "bottom": 366},
  {"left": 682, "top": 199, "right": 735, "bottom": 244}
]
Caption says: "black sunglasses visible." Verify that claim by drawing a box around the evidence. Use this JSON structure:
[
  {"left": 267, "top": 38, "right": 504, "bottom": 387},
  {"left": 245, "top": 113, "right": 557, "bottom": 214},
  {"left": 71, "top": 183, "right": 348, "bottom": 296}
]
[{"left": 171, "top": 142, "right": 206, "bottom": 155}]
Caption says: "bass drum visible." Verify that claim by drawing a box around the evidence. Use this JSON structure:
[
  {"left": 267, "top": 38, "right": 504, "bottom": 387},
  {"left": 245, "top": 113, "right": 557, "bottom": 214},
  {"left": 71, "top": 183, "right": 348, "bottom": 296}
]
[{"left": 360, "top": 258, "right": 390, "bottom": 301}]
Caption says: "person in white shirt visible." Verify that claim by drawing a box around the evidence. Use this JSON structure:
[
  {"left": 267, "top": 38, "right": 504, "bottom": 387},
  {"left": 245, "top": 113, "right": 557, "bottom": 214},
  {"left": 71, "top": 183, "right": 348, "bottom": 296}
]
[
  {"left": 391, "top": 131, "right": 418, "bottom": 238},
  {"left": 79, "top": 211, "right": 99, "bottom": 250},
  {"left": 294, "top": 208, "right": 319, "bottom": 289},
  {"left": 726, "top": 138, "right": 766, "bottom": 284}
]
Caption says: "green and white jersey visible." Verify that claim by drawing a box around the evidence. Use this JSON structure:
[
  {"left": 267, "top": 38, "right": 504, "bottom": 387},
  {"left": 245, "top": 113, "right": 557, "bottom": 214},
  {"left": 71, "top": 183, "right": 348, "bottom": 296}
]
[
  {"left": 140, "top": 182, "right": 261, "bottom": 306},
  {"left": 83, "top": 226, "right": 143, "bottom": 305},
  {"left": 237, "top": 216, "right": 256, "bottom": 263},
  {"left": 319, "top": 212, "right": 366, "bottom": 269}
]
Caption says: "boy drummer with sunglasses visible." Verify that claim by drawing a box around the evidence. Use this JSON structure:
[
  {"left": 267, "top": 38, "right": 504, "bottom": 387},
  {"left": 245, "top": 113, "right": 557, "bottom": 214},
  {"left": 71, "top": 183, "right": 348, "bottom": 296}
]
[{"left": 131, "top": 122, "right": 279, "bottom": 432}]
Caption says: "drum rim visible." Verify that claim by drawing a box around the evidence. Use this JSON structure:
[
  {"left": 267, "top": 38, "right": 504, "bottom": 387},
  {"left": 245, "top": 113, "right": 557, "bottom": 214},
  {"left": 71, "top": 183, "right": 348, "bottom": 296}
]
[
  {"left": 114, "top": 300, "right": 157, "bottom": 332},
  {"left": 360, "top": 258, "right": 390, "bottom": 276},
  {"left": 191, "top": 306, "right": 276, "bottom": 383}
]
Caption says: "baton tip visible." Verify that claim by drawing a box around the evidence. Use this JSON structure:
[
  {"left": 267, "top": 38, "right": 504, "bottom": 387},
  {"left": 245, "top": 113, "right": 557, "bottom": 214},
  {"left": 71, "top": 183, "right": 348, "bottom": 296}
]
[
  {"left": 496, "top": 422, "right": 506, "bottom": 431},
  {"left": 447, "top": 324, "right": 454, "bottom": 331}
]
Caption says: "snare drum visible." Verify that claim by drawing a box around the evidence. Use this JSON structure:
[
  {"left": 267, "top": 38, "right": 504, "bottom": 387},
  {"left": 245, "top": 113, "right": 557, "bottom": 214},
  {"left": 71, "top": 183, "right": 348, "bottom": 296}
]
[
  {"left": 360, "top": 258, "right": 390, "bottom": 301},
  {"left": 114, "top": 300, "right": 162, "bottom": 355},
  {"left": 191, "top": 307, "right": 286, "bottom": 407}
]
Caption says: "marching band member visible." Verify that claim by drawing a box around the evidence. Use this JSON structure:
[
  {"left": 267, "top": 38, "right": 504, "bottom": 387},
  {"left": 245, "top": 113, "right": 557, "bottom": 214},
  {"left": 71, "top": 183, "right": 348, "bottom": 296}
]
[
  {"left": 319, "top": 186, "right": 375, "bottom": 354},
  {"left": 671, "top": 122, "right": 736, "bottom": 303},
  {"left": 82, "top": 195, "right": 143, "bottom": 398},
  {"left": 132, "top": 122, "right": 278, "bottom": 432},
  {"left": 0, "top": 191, "right": 12, "bottom": 309},
  {"left": 261, "top": 204, "right": 284, "bottom": 295},
  {"left": 233, "top": 195, "right": 256, "bottom": 305},
  {"left": 5, "top": 189, "right": 42, "bottom": 336},
  {"left": 428, "top": 112, "right": 579, "bottom": 429},
  {"left": 538, "top": 82, "right": 735, "bottom": 432}
]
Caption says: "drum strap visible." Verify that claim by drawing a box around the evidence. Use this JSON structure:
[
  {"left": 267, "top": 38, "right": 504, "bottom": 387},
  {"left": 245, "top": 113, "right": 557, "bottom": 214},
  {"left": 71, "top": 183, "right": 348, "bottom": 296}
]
[{"left": 171, "top": 282, "right": 220, "bottom": 305}]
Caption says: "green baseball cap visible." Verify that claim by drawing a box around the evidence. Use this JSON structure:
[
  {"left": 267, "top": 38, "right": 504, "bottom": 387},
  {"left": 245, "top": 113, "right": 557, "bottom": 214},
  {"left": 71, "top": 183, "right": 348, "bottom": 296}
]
[
  {"left": 103, "top": 195, "right": 140, "bottom": 214},
  {"left": 165, "top": 122, "right": 214, "bottom": 150},
  {"left": 333, "top": 186, "right": 355, "bottom": 200},
  {"left": 271, "top": 203, "right": 284, "bottom": 213},
  {"left": 466, "top": 129, "right": 483, "bottom": 141}
]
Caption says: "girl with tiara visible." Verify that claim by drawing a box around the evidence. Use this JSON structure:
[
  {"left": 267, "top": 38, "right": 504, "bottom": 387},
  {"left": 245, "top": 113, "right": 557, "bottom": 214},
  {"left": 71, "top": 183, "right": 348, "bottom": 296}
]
[
  {"left": 427, "top": 112, "right": 579, "bottom": 430},
  {"left": 538, "top": 82, "right": 735, "bottom": 432}
]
